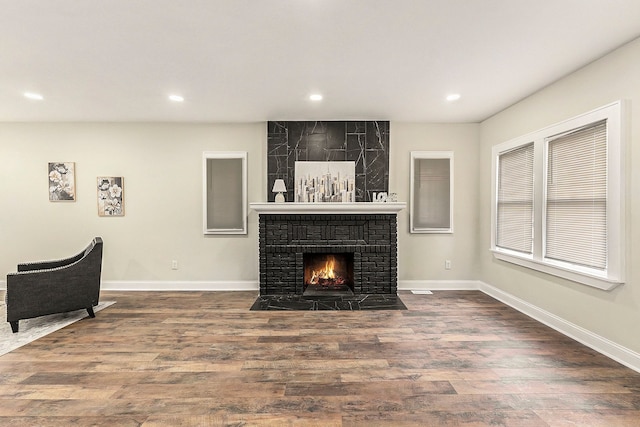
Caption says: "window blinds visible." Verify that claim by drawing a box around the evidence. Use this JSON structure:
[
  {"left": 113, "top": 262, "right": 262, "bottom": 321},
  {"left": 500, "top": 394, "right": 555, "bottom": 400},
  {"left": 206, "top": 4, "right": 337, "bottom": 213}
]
[
  {"left": 496, "top": 143, "right": 534, "bottom": 254},
  {"left": 545, "top": 120, "right": 607, "bottom": 270},
  {"left": 413, "top": 158, "right": 451, "bottom": 229}
]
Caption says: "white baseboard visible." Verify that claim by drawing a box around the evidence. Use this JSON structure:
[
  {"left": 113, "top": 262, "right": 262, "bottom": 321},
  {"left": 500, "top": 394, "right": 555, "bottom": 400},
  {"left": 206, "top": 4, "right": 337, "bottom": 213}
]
[
  {"left": 398, "top": 279, "right": 480, "bottom": 291},
  {"left": 0, "top": 280, "right": 5, "bottom": 291},
  {"left": 101, "top": 280, "right": 259, "bottom": 291},
  {"left": 478, "top": 281, "right": 640, "bottom": 374}
]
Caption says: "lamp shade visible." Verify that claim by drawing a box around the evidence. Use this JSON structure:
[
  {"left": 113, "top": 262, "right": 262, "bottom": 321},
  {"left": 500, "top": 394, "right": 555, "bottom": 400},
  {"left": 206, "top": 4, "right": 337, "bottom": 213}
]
[{"left": 272, "top": 179, "right": 287, "bottom": 193}]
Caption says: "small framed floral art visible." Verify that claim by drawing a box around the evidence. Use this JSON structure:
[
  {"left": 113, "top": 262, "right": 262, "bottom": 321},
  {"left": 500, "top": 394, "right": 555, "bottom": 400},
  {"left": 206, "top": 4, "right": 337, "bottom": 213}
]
[
  {"left": 97, "top": 177, "right": 124, "bottom": 216},
  {"left": 48, "top": 162, "right": 76, "bottom": 201}
]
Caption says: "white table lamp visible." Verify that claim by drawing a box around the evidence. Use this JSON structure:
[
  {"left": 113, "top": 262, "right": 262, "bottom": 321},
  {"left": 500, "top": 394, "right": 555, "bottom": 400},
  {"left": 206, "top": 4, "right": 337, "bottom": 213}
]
[{"left": 272, "top": 179, "right": 287, "bottom": 203}]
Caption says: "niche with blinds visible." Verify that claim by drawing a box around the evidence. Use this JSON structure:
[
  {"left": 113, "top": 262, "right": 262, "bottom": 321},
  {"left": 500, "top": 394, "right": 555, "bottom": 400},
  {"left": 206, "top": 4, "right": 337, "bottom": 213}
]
[
  {"left": 410, "top": 151, "right": 454, "bottom": 233},
  {"left": 202, "top": 151, "right": 248, "bottom": 235}
]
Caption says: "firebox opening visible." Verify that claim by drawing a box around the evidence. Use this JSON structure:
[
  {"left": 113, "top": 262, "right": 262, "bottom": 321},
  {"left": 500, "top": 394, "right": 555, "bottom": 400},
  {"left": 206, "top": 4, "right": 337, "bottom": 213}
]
[{"left": 303, "top": 253, "right": 354, "bottom": 295}]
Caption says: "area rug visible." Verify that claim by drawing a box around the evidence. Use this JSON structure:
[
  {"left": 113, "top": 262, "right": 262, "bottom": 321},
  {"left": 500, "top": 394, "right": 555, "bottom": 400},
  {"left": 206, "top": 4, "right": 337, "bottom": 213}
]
[{"left": 0, "top": 301, "right": 115, "bottom": 356}]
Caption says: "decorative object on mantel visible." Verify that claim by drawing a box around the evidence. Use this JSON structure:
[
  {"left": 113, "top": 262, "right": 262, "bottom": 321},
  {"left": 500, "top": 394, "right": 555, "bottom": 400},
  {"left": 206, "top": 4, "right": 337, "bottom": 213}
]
[
  {"left": 372, "top": 192, "right": 387, "bottom": 202},
  {"left": 48, "top": 162, "right": 76, "bottom": 201},
  {"left": 372, "top": 192, "right": 397, "bottom": 202},
  {"left": 97, "top": 177, "right": 124, "bottom": 216},
  {"left": 272, "top": 179, "right": 287, "bottom": 203},
  {"left": 294, "top": 161, "right": 355, "bottom": 202}
]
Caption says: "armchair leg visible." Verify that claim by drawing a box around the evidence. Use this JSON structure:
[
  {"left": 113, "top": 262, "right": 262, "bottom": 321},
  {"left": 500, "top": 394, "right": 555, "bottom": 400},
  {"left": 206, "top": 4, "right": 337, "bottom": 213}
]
[
  {"left": 86, "top": 307, "right": 95, "bottom": 318},
  {"left": 10, "top": 321, "right": 19, "bottom": 333}
]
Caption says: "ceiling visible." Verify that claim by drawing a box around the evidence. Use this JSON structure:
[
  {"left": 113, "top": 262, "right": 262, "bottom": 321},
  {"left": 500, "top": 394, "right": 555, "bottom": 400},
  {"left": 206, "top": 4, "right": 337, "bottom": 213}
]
[{"left": 2, "top": 0, "right": 640, "bottom": 123}]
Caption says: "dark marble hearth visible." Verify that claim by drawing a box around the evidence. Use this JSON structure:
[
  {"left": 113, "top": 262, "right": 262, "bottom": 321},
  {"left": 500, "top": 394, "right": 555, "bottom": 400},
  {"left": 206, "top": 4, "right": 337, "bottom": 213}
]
[{"left": 250, "top": 294, "right": 407, "bottom": 311}]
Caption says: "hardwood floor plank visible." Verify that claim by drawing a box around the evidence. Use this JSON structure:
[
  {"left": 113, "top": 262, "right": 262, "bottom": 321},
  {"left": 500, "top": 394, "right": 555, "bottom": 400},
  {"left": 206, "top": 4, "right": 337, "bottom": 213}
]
[
  {"left": 1, "top": 290, "right": 639, "bottom": 426},
  {"left": 342, "top": 410, "right": 547, "bottom": 427},
  {"left": 0, "top": 417, "right": 145, "bottom": 427},
  {"left": 0, "top": 384, "right": 120, "bottom": 400}
]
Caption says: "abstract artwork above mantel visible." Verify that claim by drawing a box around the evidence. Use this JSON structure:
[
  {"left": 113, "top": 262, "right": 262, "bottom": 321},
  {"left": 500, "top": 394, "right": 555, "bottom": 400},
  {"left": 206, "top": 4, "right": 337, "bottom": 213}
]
[
  {"left": 267, "top": 121, "right": 389, "bottom": 202},
  {"left": 294, "top": 161, "right": 355, "bottom": 203}
]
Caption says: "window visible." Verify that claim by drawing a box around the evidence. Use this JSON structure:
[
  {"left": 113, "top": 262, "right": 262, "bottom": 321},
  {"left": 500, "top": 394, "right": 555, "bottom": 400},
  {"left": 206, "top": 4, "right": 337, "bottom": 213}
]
[
  {"left": 496, "top": 143, "right": 534, "bottom": 254},
  {"left": 202, "top": 152, "right": 247, "bottom": 234},
  {"left": 410, "top": 151, "right": 453, "bottom": 233},
  {"left": 545, "top": 121, "right": 607, "bottom": 269},
  {"left": 491, "top": 101, "right": 626, "bottom": 290}
]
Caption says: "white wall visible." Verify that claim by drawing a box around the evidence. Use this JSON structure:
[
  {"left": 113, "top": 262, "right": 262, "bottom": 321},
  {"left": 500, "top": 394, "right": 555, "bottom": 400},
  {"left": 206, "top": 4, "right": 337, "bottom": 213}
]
[
  {"left": 390, "top": 123, "right": 480, "bottom": 283},
  {"left": 479, "top": 37, "right": 640, "bottom": 353},
  {"left": 0, "top": 122, "right": 265, "bottom": 286}
]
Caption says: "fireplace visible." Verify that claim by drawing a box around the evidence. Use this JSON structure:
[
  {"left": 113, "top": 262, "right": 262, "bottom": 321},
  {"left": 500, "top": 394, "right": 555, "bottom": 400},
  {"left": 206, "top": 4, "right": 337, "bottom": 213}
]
[
  {"left": 303, "top": 253, "right": 354, "bottom": 295},
  {"left": 255, "top": 212, "right": 399, "bottom": 296}
]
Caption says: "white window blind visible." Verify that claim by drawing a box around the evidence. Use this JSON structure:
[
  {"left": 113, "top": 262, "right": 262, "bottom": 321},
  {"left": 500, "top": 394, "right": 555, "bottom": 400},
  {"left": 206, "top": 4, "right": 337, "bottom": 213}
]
[
  {"left": 545, "top": 120, "right": 607, "bottom": 270},
  {"left": 414, "top": 158, "right": 451, "bottom": 229},
  {"left": 496, "top": 143, "right": 534, "bottom": 254}
]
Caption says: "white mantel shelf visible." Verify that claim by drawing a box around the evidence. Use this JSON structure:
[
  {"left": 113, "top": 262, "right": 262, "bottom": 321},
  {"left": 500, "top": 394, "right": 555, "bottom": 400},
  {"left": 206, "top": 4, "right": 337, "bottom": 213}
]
[{"left": 249, "top": 202, "right": 406, "bottom": 215}]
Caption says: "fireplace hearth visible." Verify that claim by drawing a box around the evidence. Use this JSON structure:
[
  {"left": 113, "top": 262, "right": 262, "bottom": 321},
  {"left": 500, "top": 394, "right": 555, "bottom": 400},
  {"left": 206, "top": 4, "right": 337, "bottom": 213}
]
[{"left": 250, "top": 293, "right": 407, "bottom": 311}]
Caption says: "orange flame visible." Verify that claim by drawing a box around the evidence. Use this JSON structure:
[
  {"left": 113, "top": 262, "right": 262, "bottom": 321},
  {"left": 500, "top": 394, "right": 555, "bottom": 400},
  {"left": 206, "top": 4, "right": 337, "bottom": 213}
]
[{"left": 310, "top": 256, "right": 337, "bottom": 284}]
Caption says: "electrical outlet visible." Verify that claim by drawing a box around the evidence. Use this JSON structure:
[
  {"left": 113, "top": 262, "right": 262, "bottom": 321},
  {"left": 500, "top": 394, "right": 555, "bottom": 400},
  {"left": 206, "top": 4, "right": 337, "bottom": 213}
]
[
  {"left": 171, "top": 260, "right": 179, "bottom": 270},
  {"left": 445, "top": 260, "right": 451, "bottom": 270}
]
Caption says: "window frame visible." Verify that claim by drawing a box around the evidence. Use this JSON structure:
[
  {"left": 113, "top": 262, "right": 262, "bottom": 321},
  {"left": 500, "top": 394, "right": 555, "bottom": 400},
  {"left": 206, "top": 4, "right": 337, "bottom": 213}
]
[
  {"left": 490, "top": 101, "right": 626, "bottom": 290},
  {"left": 410, "top": 151, "right": 454, "bottom": 234}
]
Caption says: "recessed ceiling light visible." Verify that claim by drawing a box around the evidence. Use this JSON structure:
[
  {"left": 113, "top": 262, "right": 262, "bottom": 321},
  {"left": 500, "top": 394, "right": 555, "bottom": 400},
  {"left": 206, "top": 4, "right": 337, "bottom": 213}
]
[
  {"left": 309, "top": 94, "right": 323, "bottom": 101},
  {"left": 24, "top": 92, "right": 44, "bottom": 100},
  {"left": 168, "top": 94, "right": 184, "bottom": 102},
  {"left": 446, "top": 93, "right": 461, "bottom": 102}
]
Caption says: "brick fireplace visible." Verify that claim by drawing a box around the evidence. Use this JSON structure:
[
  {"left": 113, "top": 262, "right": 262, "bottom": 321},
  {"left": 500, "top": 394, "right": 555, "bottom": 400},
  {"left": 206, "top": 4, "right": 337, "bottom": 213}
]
[{"left": 251, "top": 203, "right": 405, "bottom": 296}]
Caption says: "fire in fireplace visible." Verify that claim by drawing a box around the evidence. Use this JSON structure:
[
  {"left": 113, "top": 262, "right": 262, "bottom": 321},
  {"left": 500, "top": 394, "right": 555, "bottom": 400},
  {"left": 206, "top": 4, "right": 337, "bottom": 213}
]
[{"left": 303, "top": 253, "right": 354, "bottom": 294}]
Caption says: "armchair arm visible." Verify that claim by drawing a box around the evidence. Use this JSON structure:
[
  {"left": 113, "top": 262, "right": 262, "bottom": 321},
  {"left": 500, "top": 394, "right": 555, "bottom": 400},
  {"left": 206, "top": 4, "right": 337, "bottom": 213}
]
[{"left": 17, "top": 251, "right": 84, "bottom": 272}]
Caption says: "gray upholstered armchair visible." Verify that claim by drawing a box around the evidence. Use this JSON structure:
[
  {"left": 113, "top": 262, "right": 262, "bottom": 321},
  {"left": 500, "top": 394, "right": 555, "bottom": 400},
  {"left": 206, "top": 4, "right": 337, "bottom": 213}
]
[{"left": 6, "top": 237, "right": 103, "bottom": 333}]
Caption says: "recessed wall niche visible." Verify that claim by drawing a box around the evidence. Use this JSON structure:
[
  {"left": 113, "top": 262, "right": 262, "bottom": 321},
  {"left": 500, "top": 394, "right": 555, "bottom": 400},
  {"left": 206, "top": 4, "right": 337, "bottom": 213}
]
[{"left": 267, "top": 121, "right": 390, "bottom": 202}]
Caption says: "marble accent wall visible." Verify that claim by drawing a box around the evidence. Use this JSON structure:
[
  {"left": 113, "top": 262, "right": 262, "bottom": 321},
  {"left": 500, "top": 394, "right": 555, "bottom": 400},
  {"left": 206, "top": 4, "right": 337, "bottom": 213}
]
[{"left": 267, "top": 121, "right": 390, "bottom": 202}]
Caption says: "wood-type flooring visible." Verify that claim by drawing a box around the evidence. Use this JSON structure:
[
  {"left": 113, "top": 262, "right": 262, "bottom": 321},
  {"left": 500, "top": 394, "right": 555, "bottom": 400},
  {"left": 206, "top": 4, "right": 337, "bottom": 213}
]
[{"left": 1, "top": 290, "right": 640, "bottom": 426}]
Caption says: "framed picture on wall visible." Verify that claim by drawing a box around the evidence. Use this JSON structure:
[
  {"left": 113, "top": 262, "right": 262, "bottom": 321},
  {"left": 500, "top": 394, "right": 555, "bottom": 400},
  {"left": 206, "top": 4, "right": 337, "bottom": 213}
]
[
  {"left": 97, "top": 177, "right": 124, "bottom": 216},
  {"left": 48, "top": 162, "right": 76, "bottom": 201}
]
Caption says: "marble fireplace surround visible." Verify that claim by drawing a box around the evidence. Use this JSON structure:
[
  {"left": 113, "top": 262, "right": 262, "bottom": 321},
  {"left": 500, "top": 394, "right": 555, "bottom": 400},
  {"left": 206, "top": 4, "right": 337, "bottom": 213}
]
[
  {"left": 267, "top": 121, "right": 390, "bottom": 203},
  {"left": 250, "top": 203, "right": 405, "bottom": 297}
]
